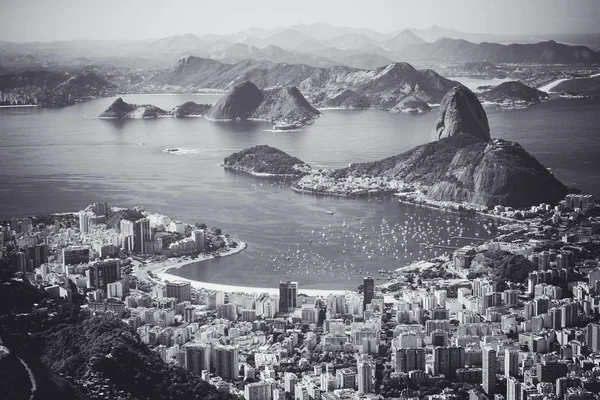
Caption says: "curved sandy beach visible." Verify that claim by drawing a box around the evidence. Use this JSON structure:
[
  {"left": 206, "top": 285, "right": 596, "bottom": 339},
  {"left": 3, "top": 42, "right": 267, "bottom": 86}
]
[{"left": 139, "top": 240, "right": 349, "bottom": 296}]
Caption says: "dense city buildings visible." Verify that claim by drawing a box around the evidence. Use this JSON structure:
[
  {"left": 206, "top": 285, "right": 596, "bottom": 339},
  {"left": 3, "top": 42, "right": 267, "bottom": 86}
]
[{"left": 1, "top": 194, "right": 600, "bottom": 400}]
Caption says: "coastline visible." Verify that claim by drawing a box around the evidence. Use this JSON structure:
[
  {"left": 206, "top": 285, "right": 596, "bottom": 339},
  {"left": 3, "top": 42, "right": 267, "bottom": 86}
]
[
  {"left": 144, "top": 240, "right": 348, "bottom": 296},
  {"left": 0, "top": 104, "right": 38, "bottom": 108}
]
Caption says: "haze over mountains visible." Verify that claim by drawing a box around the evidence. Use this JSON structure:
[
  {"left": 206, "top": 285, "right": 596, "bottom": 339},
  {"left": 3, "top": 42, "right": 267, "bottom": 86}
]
[{"left": 2, "top": 22, "right": 600, "bottom": 71}]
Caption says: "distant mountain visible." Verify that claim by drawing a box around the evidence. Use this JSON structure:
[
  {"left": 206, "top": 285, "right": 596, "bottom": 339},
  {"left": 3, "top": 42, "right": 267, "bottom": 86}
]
[
  {"left": 408, "top": 25, "right": 495, "bottom": 43},
  {"left": 144, "top": 33, "right": 207, "bottom": 58},
  {"left": 248, "top": 29, "right": 326, "bottom": 52},
  {"left": 326, "top": 52, "right": 395, "bottom": 70},
  {"left": 224, "top": 145, "right": 310, "bottom": 176},
  {"left": 288, "top": 22, "right": 391, "bottom": 42},
  {"left": 206, "top": 81, "right": 320, "bottom": 125},
  {"left": 151, "top": 57, "right": 459, "bottom": 110},
  {"left": 381, "top": 29, "right": 426, "bottom": 51},
  {"left": 98, "top": 97, "right": 168, "bottom": 119},
  {"left": 397, "top": 38, "right": 600, "bottom": 64},
  {"left": 212, "top": 44, "right": 336, "bottom": 68},
  {"left": 479, "top": 81, "right": 549, "bottom": 105},
  {"left": 323, "top": 33, "right": 379, "bottom": 50},
  {"left": 210, "top": 42, "right": 260, "bottom": 60}
]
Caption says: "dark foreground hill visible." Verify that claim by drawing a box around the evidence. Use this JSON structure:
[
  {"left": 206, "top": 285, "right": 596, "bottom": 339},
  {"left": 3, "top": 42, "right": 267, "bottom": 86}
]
[{"left": 0, "top": 275, "right": 238, "bottom": 400}]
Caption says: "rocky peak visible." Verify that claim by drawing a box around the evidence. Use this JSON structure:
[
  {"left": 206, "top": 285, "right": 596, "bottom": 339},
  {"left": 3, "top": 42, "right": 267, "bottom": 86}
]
[{"left": 431, "top": 85, "right": 490, "bottom": 142}]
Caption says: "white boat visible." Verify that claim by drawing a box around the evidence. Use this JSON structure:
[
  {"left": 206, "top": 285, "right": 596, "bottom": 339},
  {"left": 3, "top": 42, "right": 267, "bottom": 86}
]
[{"left": 326, "top": 211, "right": 334, "bottom": 215}]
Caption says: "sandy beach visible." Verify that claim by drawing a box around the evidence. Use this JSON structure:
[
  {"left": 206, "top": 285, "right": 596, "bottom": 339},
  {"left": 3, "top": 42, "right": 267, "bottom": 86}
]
[{"left": 141, "top": 240, "right": 349, "bottom": 296}]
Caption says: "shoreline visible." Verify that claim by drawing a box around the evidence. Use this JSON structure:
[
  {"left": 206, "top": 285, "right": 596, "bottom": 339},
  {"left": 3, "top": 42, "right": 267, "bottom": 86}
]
[
  {"left": 0, "top": 104, "right": 38, "bottom": 108},
  {"left": 144, "top": 241, "right": 349, "bottom": 296}
]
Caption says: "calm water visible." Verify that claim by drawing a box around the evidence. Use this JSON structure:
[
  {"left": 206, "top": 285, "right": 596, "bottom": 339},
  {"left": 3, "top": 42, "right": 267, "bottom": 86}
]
[{"left": 1, "top": 92, "right": 599, "bottom": 289}]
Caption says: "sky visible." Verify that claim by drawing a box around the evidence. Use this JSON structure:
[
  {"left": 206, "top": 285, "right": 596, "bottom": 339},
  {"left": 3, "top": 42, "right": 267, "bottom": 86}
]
[{"left": 0, "top": 0, "right": 599, "bottom": 42}]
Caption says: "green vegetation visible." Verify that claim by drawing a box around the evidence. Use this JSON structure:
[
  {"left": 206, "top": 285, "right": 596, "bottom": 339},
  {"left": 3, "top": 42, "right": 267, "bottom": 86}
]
[
  {"left": 468, "top": 250, "right": 537, "bottom": 291},
  {"left": 224, "top": 145, "right": 308, "bottom": 176},
  {"left": 0, "top": 271, "right": 239, "bottom": 400}
]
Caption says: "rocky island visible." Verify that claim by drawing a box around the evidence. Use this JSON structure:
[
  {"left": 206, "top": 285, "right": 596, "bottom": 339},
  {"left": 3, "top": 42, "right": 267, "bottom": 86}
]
[
  {"left": 98, "top": 98, "right": 213, "bottom": 119},
  {"left": 206, "top": 81, "right": 320, "bottom": 126},
  {"left": 223, "top": 145, "right": 310, "bottom": 176},
  {"left": 170, "top": 101, "right": 212, "bottom": 117},
  {"left": 479, "top": 81, "right": 549, "bottom": 108},
  {"left": 227, "top": 86, "right": 569, "bottom": 209},
  {"left": 98, "top": 97, "right": 169, "bottom": 119}
]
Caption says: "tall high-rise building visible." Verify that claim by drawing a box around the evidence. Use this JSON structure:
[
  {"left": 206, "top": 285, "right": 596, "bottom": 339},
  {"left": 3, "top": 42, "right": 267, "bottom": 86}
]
[
  {"left": 133, "top": 218, "right": 151, "bottom": 254},
  {"left": 433, "top": 346, "right": 465, "bottom": 379},
  {"left": 87, "top": 259, "right": 121, "bottom": 290},
  {"left": 394, "top": 347, "right": 425, "bottom": 373},
  {"left": 336, "top": 368, "right": 356, "bottom": 390},
  {"left": 284, "top": 373, "right": 298, "bottom": 394},
  {"left": 120, "top": 219, "right": 134, "bottom": 237},
  {"left": 166, "top": 281, "right": 191, "bottom": 303},
  {"left": 357, "top": 355, "right": 374, "bottom": 394},
  {"left": 507, "top": 376, "right": 521, "bottom": 400},
  {"left": 218, "top": 303, "right": 238, "bottom": 321},
  {"left": 279, "top": 281, "right": 298, "bottom": 313},
  {"left": 245, "top": 381, "right": 273, "bottom": 400},
  {"left": 214, "top": 345, "right": 239, "bottom": 380},
  {"left": 10, "top": 251, "right": 26, "bottom": 273},
  {"left": 505, "top": 348, "right": 519, "bottom": 378},
  {"left": 483, "top": 346, "right": 497, "bottom": 396},
  {"left": 185, "top": 343, "right": 211, "bottom": 375},
  {"left": 78, "top": 210, "right": 90, "bottom": 234},
  {"left": 93, "top": 202, "right": 109, "bottom": 217},
  {"left": 363, "top": 277, "right": 375, "bottom": 310},
  {"left": 586, "top": 323, "right": 600, "bottom": 352}
]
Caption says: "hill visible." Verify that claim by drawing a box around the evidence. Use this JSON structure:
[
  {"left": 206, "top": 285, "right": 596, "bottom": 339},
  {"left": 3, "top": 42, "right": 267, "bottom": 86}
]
[
  {"left": 151, "top": 57, "right": 460, "bottom": 110},
  {"left": 397, "top": 38, "right": 600, "bottom": 64},
  {"left": 381, "top": 29, "right": 425, "bottom": 51},
  {"left": 0, "top": 70, "right": 115, "bottom": 107},
  {"left": 479, "top": 81, "right": 549, "bottom": 105},
  {"left": 207, "top": 81, "right": 320, "bottom": 125},
  {"left": 223, "top": 145, "right": 310, "bottom": 176}
]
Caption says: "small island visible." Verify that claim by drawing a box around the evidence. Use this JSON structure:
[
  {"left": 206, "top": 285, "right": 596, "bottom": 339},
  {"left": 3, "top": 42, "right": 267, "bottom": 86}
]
[
  {"left": 99, "top": 97, "right": 170, "bottom": 119},
  {"left": 98, "top": 98, "right": 212, "bottom": 119},
  {"left": 478, "top": 81, "right": 548, "bottom": 108},
  {"left": 223, "top": 145, "right": 311, "bottom": 176}
]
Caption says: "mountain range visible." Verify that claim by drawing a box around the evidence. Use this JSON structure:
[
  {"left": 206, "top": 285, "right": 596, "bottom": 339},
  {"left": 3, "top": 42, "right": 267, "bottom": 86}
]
[
  {"left": 151, "top": 57, "right": 459, "bottom": 110},
  {"left": 2, "top": 23, "right": 599, "bottom": 71}
]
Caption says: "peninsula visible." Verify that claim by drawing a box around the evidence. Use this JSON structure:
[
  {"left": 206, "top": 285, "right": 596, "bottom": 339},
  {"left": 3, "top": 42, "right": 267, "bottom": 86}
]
[{"left": 226, "top": 86, "right": 569, "bottom": 209}]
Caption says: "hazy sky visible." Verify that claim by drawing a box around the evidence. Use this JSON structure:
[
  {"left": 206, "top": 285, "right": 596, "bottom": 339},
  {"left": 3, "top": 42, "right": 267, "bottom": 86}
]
[{"left": 1, "top": 0, "right": 599, "bottom": 42}]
